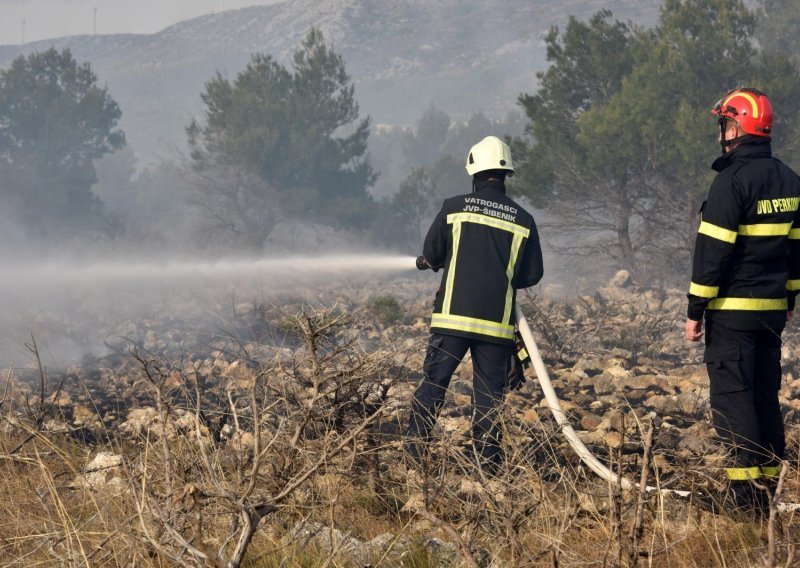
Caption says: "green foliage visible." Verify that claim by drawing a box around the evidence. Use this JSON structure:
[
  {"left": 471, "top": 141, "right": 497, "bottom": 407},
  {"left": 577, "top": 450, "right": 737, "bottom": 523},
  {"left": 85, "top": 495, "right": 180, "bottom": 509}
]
[
  {"left": 370, "top": 108, "right": 524, "bottom": 203},
  {"left": 188, "top": 28, "right": 375, "bottom": 238},
  {"left": 513, "top": 0, "right": 800, "bottom": 279},
  {"left": 402, "top": 104, "right": 450, "bottom": 167},
  {"left": 393, "top": 167, "right": 435, "bottom": 243},
  {"left": 514, "top": 10, "right": 637, "bottom": 206},
  {"left": 370, "top": 157, "right": 467, "bottom": 251},
  {"left": 0, "top": 48, "right": 124, "bottom": 237},
  {"left": 92, "top": 146, "right": 137, "bottom": 236},
  {"left": 755, "top": 0, "right": 800, "bottom": 64},
  {"left": 441, "top": 112, "right": 526, "bottom": 159},
  {"left": 426, "top": 154, "right": 465, "bottom": 205},
  {"left": 370, "top": 295, "right": 403, "bottom": 326},
  {"left": 755, "top": 1, "right": 800, "bottom": 166}
]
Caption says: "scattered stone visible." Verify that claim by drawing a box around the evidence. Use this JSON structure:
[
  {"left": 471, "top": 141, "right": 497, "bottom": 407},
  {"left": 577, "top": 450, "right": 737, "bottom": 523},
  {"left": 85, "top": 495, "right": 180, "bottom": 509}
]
[
  {"left": 678, "top": 433, "right": 711, "bottom": 455},
  {"left": 596, "top": 286, "right": 636, "bottom": 304},
  {"left": 74, "top": 451, "right": 123, "bottom": 491},
  {"left": 401, "top": 492, "right": 426, "bottom": 513},
  {"left": 423, "top": 537, "right": 459, "bottom": 565},
  {"left": 653, "top": 453, "right": 671, "bottom": 471},
  {"left": 585, "top": 374, "right": 615, "bottom": 396},
  {"left": 605, "top": 431, "right": 623, "bottom": 448},
  {"left": 602, "top": 365, "right": 631, "bottom": 381},
  {"left": 286, "top": 521, "right": 360, "bottom": 557},
  {"left": 354, "top": 533, "right": 410, "bottom": 564},
  {"left": 521, "top": 408, "right": 541, "bottom": 424},
  {"left": 576, "top": 429, "right": 607, "bottom": 446},
  {"left": 608, "top": 270, "right": 632, "bottom": 288},
  {"left": 580, "top": 413, "right": 603, "bottom": 431},
  {"left": 573, "top": 355, "right": 604, "bottom": 377},
  {"left": 597, "top": 410, "right": 626, "bottom": 433}
]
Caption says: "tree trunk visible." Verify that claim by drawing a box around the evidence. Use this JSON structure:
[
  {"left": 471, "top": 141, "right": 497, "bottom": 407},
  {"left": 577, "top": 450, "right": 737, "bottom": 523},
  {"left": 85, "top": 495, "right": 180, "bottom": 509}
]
[{"left": 617, "top": 202, "right": 636, "bottom": 274}]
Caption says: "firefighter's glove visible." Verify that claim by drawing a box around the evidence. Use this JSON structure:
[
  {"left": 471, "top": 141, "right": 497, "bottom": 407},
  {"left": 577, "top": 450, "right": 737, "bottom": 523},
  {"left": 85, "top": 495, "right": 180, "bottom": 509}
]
[
  {"left": 508, "top": 355, "right": 527, "bottom": 391},
  {"left": 416, "top": 255, "right": 439, "bottom": 272},
  {"left": 508, "top": 329, "right": 531, "bottom": 391}
]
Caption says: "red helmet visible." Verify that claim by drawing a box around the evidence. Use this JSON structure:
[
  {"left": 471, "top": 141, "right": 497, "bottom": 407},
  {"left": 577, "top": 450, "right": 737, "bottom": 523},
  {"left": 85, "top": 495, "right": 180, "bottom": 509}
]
[{"left": 711, "top": 88, "right": 773, "bottom": 137}]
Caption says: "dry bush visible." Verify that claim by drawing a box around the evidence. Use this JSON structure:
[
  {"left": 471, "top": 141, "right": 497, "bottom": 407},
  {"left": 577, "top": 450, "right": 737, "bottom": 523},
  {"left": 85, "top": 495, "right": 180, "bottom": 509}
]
[
  {"left": 0, "top": 306, "right": 797, "bottom": 566},
  {"left": 123, "top": 306, "right": 404, "bottom": 566},
  {"left": 0, "top": 340, "right": 146, "bottom": 564},
  {"left": 395, "top": 405, "right": 799, "bottom": 567}
]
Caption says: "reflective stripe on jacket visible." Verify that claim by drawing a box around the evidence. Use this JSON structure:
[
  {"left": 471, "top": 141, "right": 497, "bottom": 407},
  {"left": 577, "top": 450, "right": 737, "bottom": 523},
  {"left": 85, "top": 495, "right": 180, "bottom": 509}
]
[
  {"left": 423, "top": 178, "right": 543, "bottom": 344},
  {"left": 687, "top": 139, "right": 800, "bottom": 329}
]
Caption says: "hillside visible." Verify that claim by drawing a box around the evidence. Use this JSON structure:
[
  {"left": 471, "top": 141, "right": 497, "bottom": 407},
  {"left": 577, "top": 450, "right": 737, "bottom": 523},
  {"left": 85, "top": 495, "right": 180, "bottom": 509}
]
[{"left": 0, "top": 0, "right": 660, "bottom": 160}]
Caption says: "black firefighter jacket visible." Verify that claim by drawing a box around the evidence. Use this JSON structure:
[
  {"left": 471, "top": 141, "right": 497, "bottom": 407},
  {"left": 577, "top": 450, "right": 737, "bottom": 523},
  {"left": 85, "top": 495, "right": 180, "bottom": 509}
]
[
  {"left": 423, "top": 178, "right": 544, "bottom": 345},
  {"left": 688, "top": 139, "right": 800, "bottom": 330}
]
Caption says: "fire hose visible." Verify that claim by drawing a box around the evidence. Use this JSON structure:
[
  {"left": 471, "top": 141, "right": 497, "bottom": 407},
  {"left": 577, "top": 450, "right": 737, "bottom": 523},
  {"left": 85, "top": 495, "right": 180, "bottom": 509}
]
[
  {"left": 514, "top": 304, "right": 800, "bottom": 513},
  {"left": 515, "top": 305, "right": 682, "bottom": 495},
  {"left": 414, "top": 255, "right": 798, "bottom": 511}
]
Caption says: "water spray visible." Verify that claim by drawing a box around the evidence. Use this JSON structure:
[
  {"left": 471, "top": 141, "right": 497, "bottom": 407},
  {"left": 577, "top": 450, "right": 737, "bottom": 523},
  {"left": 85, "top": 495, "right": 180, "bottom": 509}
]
[{"left": 3, "top": 254, "right": 419, "bottom": 286}]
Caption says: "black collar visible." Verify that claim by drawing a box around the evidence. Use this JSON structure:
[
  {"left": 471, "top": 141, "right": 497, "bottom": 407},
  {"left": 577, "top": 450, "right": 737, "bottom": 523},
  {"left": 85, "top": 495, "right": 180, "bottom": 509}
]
[
  {"left": 712, "top": 138, "right": 773, "bottom": 172},
  {"left": 473, "top": 178, "right": 506, "bottom": 194}
]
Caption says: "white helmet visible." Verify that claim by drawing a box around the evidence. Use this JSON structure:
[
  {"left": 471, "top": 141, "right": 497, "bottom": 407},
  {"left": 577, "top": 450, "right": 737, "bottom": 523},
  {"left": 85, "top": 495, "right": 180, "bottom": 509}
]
[{"left": 465, "top": 135, "right": 514, "bottom": 177}]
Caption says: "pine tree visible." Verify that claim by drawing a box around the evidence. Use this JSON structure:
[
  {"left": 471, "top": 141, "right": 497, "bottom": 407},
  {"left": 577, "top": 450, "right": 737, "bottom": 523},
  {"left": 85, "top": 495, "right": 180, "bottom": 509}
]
[
  {"left": 0, "top": 48, "right": 124, "bottom": 237},
  {"left": 188, "top": 28, "right": 375, "bottom": 246}
]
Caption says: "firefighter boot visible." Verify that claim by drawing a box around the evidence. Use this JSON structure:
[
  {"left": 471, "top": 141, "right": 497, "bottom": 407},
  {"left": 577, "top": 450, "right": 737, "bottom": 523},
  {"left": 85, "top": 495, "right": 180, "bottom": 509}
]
[{"left": 699, "top": 481, "right": 768, "bottom": 517}]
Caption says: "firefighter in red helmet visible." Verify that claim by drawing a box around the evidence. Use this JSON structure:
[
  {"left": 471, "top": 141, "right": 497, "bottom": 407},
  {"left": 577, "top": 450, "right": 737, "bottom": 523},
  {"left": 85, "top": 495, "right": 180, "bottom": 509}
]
[{"left": 686, "top": 88, "right": 800, "bottom": 513}]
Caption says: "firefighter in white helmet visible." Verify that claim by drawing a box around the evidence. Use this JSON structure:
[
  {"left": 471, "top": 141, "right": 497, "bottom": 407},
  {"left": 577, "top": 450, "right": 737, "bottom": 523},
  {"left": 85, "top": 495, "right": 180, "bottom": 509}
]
[{"left": 408, "top": 135, "right": 544, "bottom": 472}]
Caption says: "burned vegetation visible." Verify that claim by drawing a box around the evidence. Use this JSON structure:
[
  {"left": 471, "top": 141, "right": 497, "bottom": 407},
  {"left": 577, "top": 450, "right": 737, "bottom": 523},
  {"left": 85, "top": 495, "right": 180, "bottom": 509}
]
[{"left": 0, "top": 273, "right": 797, "bottom": 566}]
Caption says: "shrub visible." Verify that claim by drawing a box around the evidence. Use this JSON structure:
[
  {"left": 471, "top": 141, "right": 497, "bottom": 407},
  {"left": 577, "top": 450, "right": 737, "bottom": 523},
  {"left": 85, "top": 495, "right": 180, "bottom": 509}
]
[{"left": 370, "top": 295, "right": 403, "bottom": 326}]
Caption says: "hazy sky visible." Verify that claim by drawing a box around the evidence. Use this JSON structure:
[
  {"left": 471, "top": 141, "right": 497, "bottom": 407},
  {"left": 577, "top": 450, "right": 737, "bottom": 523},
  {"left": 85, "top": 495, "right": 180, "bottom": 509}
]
[{"left": 0, "top": 0, "right": 284, "bottom": 46}]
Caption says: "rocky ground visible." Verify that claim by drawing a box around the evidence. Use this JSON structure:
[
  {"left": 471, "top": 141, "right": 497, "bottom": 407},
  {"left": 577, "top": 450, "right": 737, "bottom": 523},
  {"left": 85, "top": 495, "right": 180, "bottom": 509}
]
[{"left": 1, "top": 269, "right": 799, "bottom": 565}]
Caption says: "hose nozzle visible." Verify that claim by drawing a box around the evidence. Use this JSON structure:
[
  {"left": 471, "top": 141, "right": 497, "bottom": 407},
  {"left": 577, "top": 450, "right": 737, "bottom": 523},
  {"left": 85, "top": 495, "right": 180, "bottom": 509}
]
[{"left": 416, "top": 255, "right": 431, "bottom": 271}]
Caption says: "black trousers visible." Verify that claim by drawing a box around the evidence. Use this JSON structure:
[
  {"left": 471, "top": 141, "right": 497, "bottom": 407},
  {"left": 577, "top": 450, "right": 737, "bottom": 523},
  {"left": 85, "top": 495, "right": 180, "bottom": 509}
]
[
  {"left": 704, "top": 318, "right": 785, "bottom": 474},
  {"left": 406, "top": 333, "right": 512, "bottom": 469}
]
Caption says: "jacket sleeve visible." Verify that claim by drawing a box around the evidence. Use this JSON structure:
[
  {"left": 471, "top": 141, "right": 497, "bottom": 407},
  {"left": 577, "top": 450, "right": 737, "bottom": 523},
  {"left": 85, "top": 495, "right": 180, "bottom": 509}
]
[
  {"left": 515, "top": 218, "right": 544, "bottom": 289},
  {"left": 788, "top": 197, "right": 800, "bottom": 311},
  {"left": 687, "top": 174, "right": 743, "bottom": 320},
  {"left": 422, "top": 203, "right": 448, "bottom": 270}
]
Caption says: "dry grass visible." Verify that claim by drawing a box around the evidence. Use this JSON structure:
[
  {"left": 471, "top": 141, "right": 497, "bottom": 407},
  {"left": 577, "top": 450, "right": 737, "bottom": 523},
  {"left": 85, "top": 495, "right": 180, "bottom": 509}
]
[{"left": 0, "top": 306, "right": 796, "bottom": 567}]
